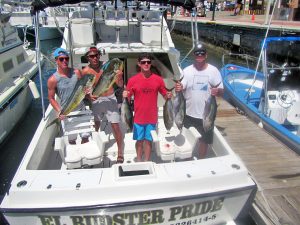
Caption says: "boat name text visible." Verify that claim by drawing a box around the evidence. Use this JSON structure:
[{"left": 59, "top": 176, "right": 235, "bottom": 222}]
[{"left": 38, "top": 197, "right": 224, "bottom": 225}]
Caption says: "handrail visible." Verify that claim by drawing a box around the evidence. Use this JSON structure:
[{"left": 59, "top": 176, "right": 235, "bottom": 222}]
[{"left": 34, "top": 10, "right": 45, "bottom": 119}]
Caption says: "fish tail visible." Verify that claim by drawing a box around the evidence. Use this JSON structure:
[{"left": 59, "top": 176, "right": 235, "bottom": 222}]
[
  {"left": 209, "top": 81, "right": 221, "bottom": 88},
  {"left": 173, "top": 77, "right": 184, "bottom": 83},
  {"left": 46, "top": 118, "right": 59, "bottom": 129},
  {"left": 165, "top": 87, "right": 174, "bottom": 92}
]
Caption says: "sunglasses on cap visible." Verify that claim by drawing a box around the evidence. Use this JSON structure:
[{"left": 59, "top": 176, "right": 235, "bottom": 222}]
[
  {"left": 140, "top": 60, "right": 151, "bottom": 65},
  {"left": 57, "top": 57, "right": 69, "bottom": 62},
  {"left": 88, "top": 54, "right": 99, "bottom": 59}
]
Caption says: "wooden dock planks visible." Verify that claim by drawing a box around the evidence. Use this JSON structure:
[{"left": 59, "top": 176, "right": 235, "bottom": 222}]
[{"left": 215, "top": 97, "right": 300, "bottom": 225}]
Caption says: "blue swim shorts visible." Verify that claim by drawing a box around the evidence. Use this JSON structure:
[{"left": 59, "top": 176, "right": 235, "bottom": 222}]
[{"left": 133, "top": 123, "right": 156, "bottom": 141}]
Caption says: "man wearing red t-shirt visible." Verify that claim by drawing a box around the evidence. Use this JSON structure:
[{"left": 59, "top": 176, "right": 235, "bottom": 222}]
[{"left": 123, "top": 53, "right": 172, "bottom": 162}]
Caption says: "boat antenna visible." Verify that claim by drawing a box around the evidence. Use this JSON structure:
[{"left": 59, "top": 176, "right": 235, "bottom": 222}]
[
  {"left": 180, "top": 7, "right": 197, "bottom": 66},
  {"left": 245, "top": 0, "right": 278, "bottom": 103},
  {"left": 34, "top": 9, "right": 46, "bottom": 119}
]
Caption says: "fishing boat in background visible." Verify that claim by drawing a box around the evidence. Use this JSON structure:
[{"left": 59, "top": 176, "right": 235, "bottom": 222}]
[
  {"left": 221, "top": 36, "right": 300, "bottom": 154},
  {"left": 11, "top": 6, "right": 68, "bottom": 41},
  {"left": 1, "top": 1, "right": 256, "bottom": 224},
  {"left": 0, "top": 10, "right": 42, "bottom": 144}
]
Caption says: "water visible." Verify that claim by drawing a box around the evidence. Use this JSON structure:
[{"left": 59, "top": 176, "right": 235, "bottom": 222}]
[{"left": 0, "top": 35, "right": 254, "bottom": 224}]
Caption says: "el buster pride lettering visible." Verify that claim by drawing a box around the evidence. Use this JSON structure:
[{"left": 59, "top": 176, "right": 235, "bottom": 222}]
[{"left": 38, "top": 197, "right": 225, "bottom": 225}]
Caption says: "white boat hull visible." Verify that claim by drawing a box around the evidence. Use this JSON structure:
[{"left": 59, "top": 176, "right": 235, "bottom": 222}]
[
  {"left": 3, "top": 187, "right": 255, "bottom": 225},
  {"left": 0, "top": 84, "right": 33, "bottom": 143}
]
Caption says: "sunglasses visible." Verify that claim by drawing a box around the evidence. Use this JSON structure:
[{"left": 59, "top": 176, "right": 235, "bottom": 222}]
[
  {"left": 88, "top": 54, "right": 99, "bottom": 59},
  {"left": 58, "top": 57, "right": 69, "bottom": 62},
  {"left": 194, "top": 51, "right": 206, "bottom": 57},
  {"left": 140, "top": 60, "right": 151, "bottom": 65}
]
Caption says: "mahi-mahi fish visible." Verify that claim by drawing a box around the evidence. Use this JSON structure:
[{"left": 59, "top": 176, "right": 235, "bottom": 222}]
[
  {"left": 47, "top": 74, "right": 95, "bottom": 128},
  {"left": 202, "top": 82, "right": 221, "bottom": 133},
  {"left": 173, "top": 78, "right": 186, "bottom": 131},
  {"left": 92, "top": 58, "right": 123, "bottom": 97},
  {"left": 163, "top": 88, "right": 174, "bottom": 131},
  {"left": 121, "top": 97, "right": 133, "bottom": 132}
]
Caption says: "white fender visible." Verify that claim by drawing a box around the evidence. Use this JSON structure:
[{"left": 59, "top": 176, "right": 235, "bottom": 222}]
[{"left": 29, "top": 80, "right": 40, "bottom": 99}]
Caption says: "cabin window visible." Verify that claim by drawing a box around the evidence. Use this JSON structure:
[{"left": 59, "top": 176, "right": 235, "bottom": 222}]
[
  {"left": 17, "top": 53, "right": 25, "bottom": 64},
  {"left": 3, "top": 59, "right": 14, "bottom": 72}
]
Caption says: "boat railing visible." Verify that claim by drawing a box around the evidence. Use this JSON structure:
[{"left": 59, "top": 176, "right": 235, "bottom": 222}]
[{"left": 222, "top": 53, "right": 280, "bottom": 72}]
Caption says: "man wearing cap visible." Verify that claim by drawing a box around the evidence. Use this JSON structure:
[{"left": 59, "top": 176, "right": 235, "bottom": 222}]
[
  {"left": 175, "top": 44, "right": 224, "bottom": 159},
  {"left": 82, "top": 47, "right": 124, "bottom": 163},
  {"left": 48, "top": 47, "right": 88, "bottom": 143}
]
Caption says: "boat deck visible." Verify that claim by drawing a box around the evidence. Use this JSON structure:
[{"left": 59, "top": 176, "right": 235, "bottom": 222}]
[{"left": 216, "top": 97, "right": 300, "bottom": 225}]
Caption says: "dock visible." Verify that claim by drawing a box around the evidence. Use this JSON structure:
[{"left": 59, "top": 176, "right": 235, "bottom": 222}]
[{"left": 216, "top": 97, "right": 300, "bottom": 225}]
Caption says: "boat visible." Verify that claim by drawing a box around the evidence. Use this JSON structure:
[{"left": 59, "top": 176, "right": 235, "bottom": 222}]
[
  {"left": 10, "top": 7, "right": 68, "bottom": 41},
  {"left": 0, "top": 1, "right": 256, "bottom": 224},
  {"left": 221, "top": 36, "right": 300, "bottom": 154},
  {"left": 0, "top": 10, "right": 43, "bottom": 144}
]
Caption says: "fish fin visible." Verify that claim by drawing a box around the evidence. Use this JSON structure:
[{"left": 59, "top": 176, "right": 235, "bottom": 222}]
[{"left": 46, "top": 118, "right": 59, "bottom": 129}]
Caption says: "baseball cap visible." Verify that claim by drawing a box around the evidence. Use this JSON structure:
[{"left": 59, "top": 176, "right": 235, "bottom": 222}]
[
  {"left": 193, "top": 44, "right": 207, "bottom": 56},
  {"left": 53, "top": 48, "right": 69, "bottom": 58},
  {"left": 85, "top": 47, "right": 100, "bottom": 57}
]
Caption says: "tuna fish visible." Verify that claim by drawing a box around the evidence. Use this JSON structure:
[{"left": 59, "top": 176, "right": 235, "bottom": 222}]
[
  {"left": 93, "top": 58, "right": 123, "bottom": 97},
  {"left": 202, "top": 82, "right": 221, "bottom": 133},
  {"left": 47, "top": 74, "right": 95, "bottom": 128},
  {"left": 121, "top": 97, "right": 133, "bottom": 132},
  {"left": 163, "top": 88, "right": 174, "bottom": 131},
  {"left": 173, "top": 78, "right": 186, "bottom": 131}
]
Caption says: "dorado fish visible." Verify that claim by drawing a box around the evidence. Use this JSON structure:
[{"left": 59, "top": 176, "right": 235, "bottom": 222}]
[
  {"left": 163, "top": 88, "right": 174, "bottom": 131},
  {"left": 93, "top": 58, "right": 123, "bottom": 97},
  {"left": 173, "top": 78, "right": 186, "bottom": 131},
  {"left": 202, "top": 82, "right": 221, "bottom": 133},
  {"left": 121, "top": 97, "right": 133, "bottom": 132},
  {"left": 47, "top": 74, "right": 95, "bottom": 128}
]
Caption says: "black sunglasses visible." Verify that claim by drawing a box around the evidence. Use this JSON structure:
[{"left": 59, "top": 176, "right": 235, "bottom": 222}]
[
  {"left": 88, "top": 54, "right": 99, "bottom": 59},
  {"left": 140, "top": 60, "right": 151, "bottom": 65},
  {"left": 194, "top": 51, "right": 206, "bottom": 56},
  {"left": 58, "top": 57, "right": 69, "bottom": 62}
]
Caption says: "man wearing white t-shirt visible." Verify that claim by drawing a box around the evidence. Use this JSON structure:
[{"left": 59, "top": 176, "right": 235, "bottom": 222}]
[{"left": 175, "top": 44, "right": 224, "bottom": 158}]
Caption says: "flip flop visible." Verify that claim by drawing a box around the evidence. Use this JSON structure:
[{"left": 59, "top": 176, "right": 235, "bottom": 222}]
[{"left": 117, "top": 155, "right": 124, "bottom": 164}]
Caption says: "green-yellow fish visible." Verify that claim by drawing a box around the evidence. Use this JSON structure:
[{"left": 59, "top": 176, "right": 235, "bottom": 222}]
[
  {"left": 47, "top": 74, "right": 95, "bottom": 128},
  {"left": 92, "top": 58, "right": 123, "bottom": 97}
]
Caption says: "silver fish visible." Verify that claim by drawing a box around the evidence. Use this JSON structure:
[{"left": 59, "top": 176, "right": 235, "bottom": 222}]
[
  {"left": 173, "top": 78, "right": 186, "bottom": 131},
  {"left": 121, "top": 98, "right": 133, "bottom": 132},
  {"left": 47, "top": 74, "right": 95, "bottom": 128},
  {"left": 202, "top": 82, "right": 221, "bottom": 133},
  {"left": 163, "top": 88, "right": 174, "bottom": 131},
  {"left": 93, "top": 58, "right": 123, "bottom": 97}
]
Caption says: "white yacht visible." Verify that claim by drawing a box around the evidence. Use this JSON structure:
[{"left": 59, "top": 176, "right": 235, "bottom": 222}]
[
  {"left": 0, "top": 11, "right": 42, "bottom": 144},
  {"left": 0, "top": 1, "right": 257, "bottom": 224}
]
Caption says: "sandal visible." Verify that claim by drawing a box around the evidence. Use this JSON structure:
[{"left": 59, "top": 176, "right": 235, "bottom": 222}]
[{"left": 117, "top": 155, "right": 124, "bottom": 164}]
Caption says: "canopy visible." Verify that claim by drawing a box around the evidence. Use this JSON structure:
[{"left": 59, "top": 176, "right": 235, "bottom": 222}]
[{"left": 31, "top": 0, "right": 195, "bottom": 11}]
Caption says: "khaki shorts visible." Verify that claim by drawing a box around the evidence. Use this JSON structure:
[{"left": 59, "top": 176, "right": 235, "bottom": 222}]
[{"left": 92, "top": 94, "right": 120, "bottom": 123}]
